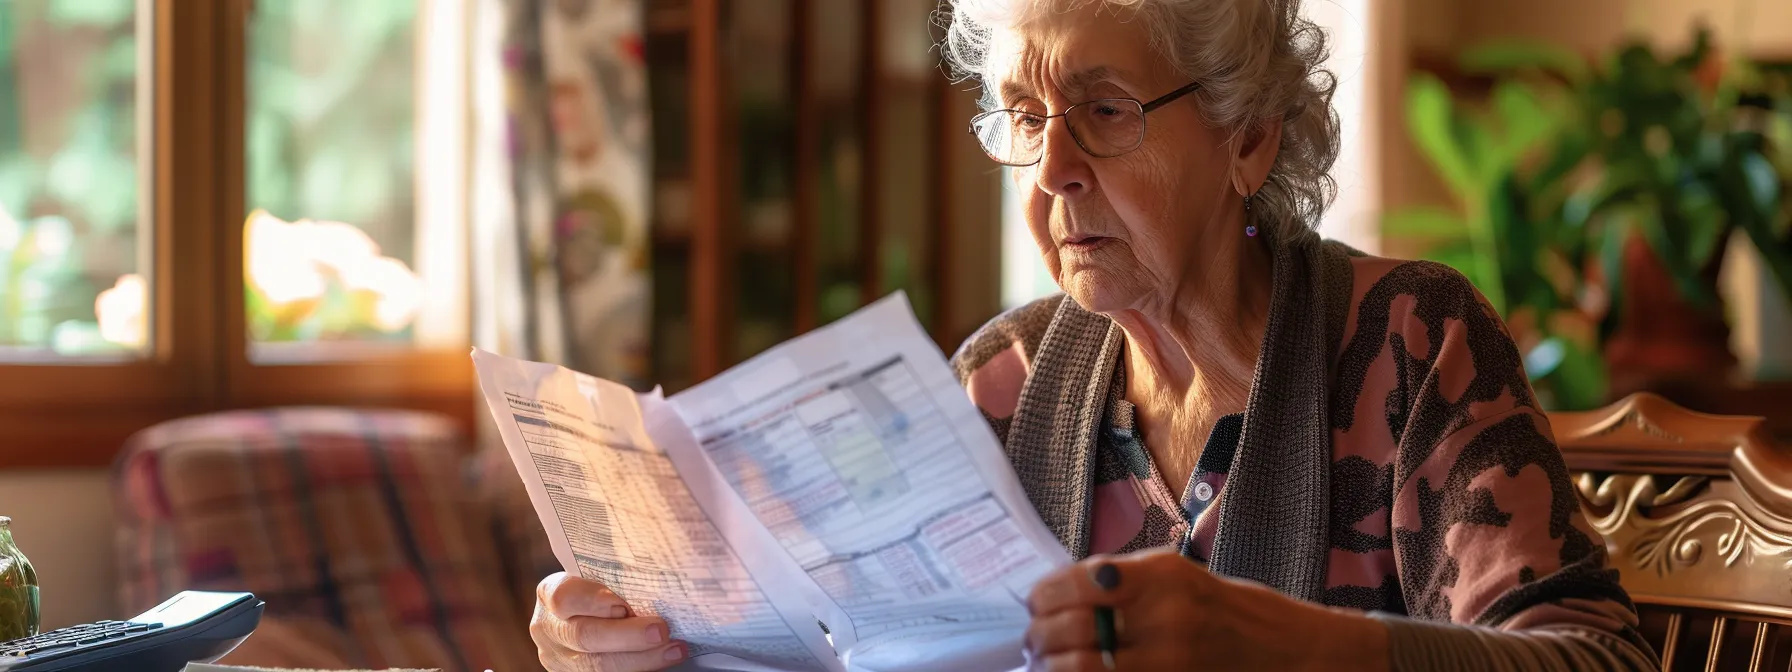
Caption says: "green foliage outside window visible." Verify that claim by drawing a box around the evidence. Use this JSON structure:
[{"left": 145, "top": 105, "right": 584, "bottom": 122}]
[
  {"left": 245, "top": 0, "right": 419, "bottom": 344},
  {"left": 0, "top": 0, "right": 140, "bottom": 357}
]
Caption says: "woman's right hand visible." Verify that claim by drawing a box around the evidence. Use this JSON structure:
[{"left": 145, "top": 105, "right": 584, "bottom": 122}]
[{"left": 532, "top": 572, "right": 689, "bottom": 671}]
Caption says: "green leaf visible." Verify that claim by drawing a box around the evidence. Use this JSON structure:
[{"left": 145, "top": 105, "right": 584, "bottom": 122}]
[
  {"left": 1595, "top": 218, "right": 1629, "bottom": 343},
  {"left": 1543, "top": 336, "right": 1610, "bottom": 410},
  {"left": 1740, "top": 152, "right": 1781, "bottom": 219},
  {"left": 1662, "top": 170, "right": 1724, "bottom": 263},
  {"left": 1381, "top": 207, "right": 1467, "bottom": 238},
  {"left": 1529, "top": 129, "right": 1592, "bottom": 197},
  {"left": 1423, "top": 240, "right": 1493, "bottom": 298},
  {"left": 1460, "top": 40, "right": 1590, "bottom": 83},
  {"left": 1491, "top": 81, "right": 1557, "bottom": 164},
  {"left": 1577, "top": 171, "right": 1649, "bottom": 226},
  {"left": 1406, "top": 75, "right": 1484, "bottom": 200},
  {"left": 1728, "top": 153, "right": 1792, "bottom": 302},
  {"left": 1634, "top": 207, "right": 1719, "bottom": 306},
  {"left": 1473, "top": 173, "right": 1527, "bottom": 315}
]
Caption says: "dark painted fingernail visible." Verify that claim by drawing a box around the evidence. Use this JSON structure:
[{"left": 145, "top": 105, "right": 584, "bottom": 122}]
[
  {"left": 664, "top": 642, "right": 687, "bottom": 661},
  {"left": 1093, "top": 563, "right": 1121, "bottom": 591}
]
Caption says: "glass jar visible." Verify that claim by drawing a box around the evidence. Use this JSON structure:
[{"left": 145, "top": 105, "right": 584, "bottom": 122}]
[{"left": 0, "top": 516, "right": 40, "bottom": 642}]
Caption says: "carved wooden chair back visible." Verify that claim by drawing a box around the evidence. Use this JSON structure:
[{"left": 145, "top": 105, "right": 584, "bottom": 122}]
[{"left": 1552, "top": 393, "right": 1792, "bottom": 672}]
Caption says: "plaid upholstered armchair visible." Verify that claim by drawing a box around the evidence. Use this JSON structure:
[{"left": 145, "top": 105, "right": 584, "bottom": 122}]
[{"left": 112, "top": 407, "right": 561, "bottom": 672}]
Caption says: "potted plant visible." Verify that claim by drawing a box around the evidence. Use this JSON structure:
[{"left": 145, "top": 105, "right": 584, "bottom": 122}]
[
  {"left": 1389, "top": 27, "right": 1792, "bottom": 410},
  {"left": 1566, "top": 30, "right": 1792, "bottom": 397}
]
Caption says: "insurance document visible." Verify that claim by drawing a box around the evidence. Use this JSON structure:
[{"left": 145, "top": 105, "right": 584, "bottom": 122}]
[{"left": 474, "top": 293, "right": 1069, "bottom": 672}]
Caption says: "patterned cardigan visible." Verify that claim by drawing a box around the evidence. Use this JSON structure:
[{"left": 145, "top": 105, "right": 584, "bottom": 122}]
[{"left": 948, "top": 234, "right": 1659, "bottom": 671}]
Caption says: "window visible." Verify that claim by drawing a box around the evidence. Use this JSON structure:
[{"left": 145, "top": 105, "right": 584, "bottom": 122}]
[
  {"left": 0, "top": 0, "right": 474, "bottom": 467},
  {"left": 223, "top": 0, "right": 471, "bottom": 411},
  {"left": 244, "top": 0, "right": 467, "bottom": 360},
  {"left": 1309, "top": 0, "right": 1378, "bottom": 253},
  {"left": 1000, "top": 168, "right": 1055, "bottom": 310},
  {"left": 245, "top": 1, "right": 418, "bottom": 352},
  {"left": 0, "top": 0, "right": 149, "bottom": 359}
]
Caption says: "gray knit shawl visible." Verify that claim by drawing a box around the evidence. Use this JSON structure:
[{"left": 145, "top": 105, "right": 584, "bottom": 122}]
[{"left": 1003, "top": 230, "right": 1357, "bottom": 603}]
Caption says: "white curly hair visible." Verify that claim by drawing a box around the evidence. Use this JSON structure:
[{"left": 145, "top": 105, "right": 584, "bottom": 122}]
[{"left": 937, "top": 0, "right": 1341, "bottom": 239}]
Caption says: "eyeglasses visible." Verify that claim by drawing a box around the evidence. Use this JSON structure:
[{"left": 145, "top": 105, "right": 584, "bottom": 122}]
[{"left": 969, "top": 81, "right": 1202, "bottom": 167}]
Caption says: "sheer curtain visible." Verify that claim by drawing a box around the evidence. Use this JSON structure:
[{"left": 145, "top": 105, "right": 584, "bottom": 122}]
[{"left": 470, "top": 0, "right": 652, "bottom": 388}]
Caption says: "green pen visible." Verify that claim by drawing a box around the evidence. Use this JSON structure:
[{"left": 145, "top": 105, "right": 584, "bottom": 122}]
[
  {"left": 1094, "top": 605, "right": 1117, "bottom": 670},
  {"left": 1090, "top": 562, "right": 1122, "bottom": 670}
]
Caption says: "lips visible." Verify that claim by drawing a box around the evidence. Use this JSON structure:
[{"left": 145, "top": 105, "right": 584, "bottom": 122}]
[{"left": 1061, "top": 234, "right": 1112, "bottom": 251}]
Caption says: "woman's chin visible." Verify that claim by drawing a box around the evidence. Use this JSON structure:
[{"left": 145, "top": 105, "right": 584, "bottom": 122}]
[{"left": 1060, "top": 269, "right": 1136, "bottom": 315}]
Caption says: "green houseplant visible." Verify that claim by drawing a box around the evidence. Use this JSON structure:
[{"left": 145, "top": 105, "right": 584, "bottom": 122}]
[
  {"left": 1390, "top": 45, "right": 1609, "bottom": 410},
  {"left": 1390, "top": 28, "right": 1792, "bottom": 410}
]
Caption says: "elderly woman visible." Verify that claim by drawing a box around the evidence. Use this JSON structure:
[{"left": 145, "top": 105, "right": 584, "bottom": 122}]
[{"left": 529, "top": 0, "right": 1659, "bottom": 670}]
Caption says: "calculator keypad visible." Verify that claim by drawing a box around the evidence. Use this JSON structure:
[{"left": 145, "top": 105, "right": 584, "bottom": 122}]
[{"left": 0, "top": 620, "right": 162, "bottom": 658}]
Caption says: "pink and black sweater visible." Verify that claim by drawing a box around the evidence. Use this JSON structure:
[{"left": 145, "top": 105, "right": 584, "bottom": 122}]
[{"left": 949, "top": 235, "right": 1658, "bottom": 670}]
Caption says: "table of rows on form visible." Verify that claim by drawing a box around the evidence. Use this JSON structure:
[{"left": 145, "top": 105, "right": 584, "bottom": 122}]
[
  {"left": 696, "top": 357, "right": 1049, "bottom": 637},
  {"left": 511, "top": 412, "right": 824, "bottom": 668}
]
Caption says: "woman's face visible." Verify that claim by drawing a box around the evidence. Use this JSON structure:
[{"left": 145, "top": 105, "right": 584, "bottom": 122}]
[{"left": 989, "top": 4, "right": 1241, "bottom": 314}]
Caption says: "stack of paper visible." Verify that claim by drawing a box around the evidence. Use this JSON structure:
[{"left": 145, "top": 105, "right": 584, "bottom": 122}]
[{"left": 474, "top": 293, "right": 1069, "bottom": 672}]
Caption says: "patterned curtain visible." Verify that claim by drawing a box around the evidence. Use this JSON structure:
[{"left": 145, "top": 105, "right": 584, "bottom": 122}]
[{"left": 476, "top": 0, "right": 651, "bottom": 388}]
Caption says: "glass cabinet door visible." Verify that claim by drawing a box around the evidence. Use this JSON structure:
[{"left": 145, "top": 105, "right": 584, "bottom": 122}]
[
  {"left": 809, "top": 0, "right": 865, "bottom": 328},
  {"left": 729, "top": 0, "right": 797, "bottom": 364},
  {"left": 872, "top": 0, "right": 940, "bottom": 331},
  {"left": 648, "top": 0, "right": 694, "bottom": 389}
]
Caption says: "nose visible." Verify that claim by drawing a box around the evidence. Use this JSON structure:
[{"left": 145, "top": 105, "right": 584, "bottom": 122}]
[{"left": 1033, "top": 117, "right": 1093, "bottom": 199}]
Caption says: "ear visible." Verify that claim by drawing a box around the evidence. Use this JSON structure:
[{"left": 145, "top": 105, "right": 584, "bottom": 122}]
[{"left": 1229, "top": 117, "right": 1284, "bottom": 198}]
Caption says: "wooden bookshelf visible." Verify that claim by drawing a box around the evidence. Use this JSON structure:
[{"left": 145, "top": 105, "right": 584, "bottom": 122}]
[{"left": 647, "top": 0, "right": 1000, "bottom": 388}]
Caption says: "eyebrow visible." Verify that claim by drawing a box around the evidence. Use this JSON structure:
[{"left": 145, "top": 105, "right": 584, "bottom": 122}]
[
  {"left": 996, "top": 66, "right": 1127, "bottom": 108},
  {"left": 1060, "top": 67, "right": 1120, "bottom": 96}
]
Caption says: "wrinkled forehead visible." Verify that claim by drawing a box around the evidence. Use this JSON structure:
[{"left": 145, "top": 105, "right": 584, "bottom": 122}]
[{"left": 981, "top": 5, "right": 1168, "bottom": 105}]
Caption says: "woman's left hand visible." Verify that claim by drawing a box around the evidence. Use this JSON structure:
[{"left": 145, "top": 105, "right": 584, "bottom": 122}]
[{"left": 1024, "top": 549, "right": 1389, "bottom": 671}]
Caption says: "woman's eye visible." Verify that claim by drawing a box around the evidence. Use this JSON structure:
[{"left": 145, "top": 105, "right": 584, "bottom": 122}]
[
  {"left": 1094, "top": 104, "right": 1124, "bottom": 118},
  {"left": 1014, "top": 115, "right": 1046, "bottom": 131}
]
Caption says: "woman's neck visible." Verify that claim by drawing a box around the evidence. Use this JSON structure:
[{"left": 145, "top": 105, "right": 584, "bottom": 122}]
[{"left": 1110, "top": 235, "right": 1273, "bottom": 495}]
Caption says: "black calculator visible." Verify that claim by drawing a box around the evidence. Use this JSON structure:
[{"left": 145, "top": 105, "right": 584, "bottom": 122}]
[{"left": 0, "top": 591, "right": 264, "bottom": 671}]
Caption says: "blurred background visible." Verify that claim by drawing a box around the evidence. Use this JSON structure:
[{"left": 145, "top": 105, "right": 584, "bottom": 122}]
[{"left": 0, "top": 0, "right": 1787, "bottom": 668}]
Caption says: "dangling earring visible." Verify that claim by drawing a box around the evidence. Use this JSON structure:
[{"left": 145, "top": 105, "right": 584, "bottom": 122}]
[{"left": 1243, "top": 193, "right": 1258, "bottom": 237}]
